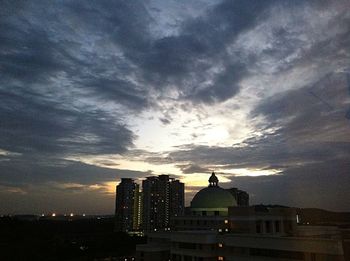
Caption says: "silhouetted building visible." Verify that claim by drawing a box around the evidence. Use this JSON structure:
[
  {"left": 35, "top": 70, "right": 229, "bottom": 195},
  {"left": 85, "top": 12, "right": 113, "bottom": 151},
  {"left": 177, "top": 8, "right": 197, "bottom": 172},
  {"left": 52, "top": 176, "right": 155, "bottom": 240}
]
[
  {"left": 115, "top": 178, "right": 141, "bottom": 232},
  {"left": 170, "top": 179, "right": 185, "bottom": 218},
  {"left": 142, "top": 175, "right": 184, "bottom": 232},
  {"left": 227, "top": 187, "right": 250, "bottom": 206},
  {"left": 136, "top": 173, "right": 347, "bottom": 261}
]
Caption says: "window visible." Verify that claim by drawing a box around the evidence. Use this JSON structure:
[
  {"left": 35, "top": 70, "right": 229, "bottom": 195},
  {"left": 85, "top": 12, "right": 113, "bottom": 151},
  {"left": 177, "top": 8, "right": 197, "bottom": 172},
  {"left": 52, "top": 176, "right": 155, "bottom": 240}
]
[
  {"left": 178, "top": 242, "right": 196, "bottom": 249},
  {"left": 184, "top": 256, "right": 192, "bottom": 261},
  {"left": 265, "top": 221, "right": 271, "bottom": 233},
  {"left": 250, "top": 248, "right": 304, "bottom": 259},
  {"left": 275, "top": 220, "right": 280, "bottom": 233},
  {"left": 256, "top": 221, "right": 261, "bottom": 233},
  {"left": 311, "top": 253, "right": 316, "bottom": 261}
]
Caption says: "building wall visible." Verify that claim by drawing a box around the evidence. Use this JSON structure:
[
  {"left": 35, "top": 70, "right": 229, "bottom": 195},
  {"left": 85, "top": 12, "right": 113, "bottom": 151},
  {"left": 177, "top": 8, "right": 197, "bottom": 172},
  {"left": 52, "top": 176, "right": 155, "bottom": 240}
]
[
  {"left": 136, "top": 207, "right": 346, "bottom": 261},
  {"left": 135, "top": 249, "right": 170, "bottom": 261}
]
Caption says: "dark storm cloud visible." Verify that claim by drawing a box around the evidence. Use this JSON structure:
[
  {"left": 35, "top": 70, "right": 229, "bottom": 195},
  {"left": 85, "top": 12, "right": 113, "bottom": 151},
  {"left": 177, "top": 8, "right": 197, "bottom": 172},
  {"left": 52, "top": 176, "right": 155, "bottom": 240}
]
[
  {"left": 0, "top": 0, "right": 152, "bottom": 109},
  {"left": 0, "top": 1, "right": 156, "bottom": 158},
  {"left": 252, "top": 73, "right": 350, "bottom": 143},
  {"left": 0, "top": 157, "right": 148, "bottom": 187},
  {"left": 168, "top": 140, "right": 350, "bottom": 171},
  {"left": 0, "top": 89, "right": 134, "bottom": 155},
  {"left": 227, "top": 158, "right": 350, "bottom": 211},
  {"left": 0, "top": 154, "right": 151, "bottom": 214},
  {"left": 139, "top": 0, "right": 277, "bottom": 103}
]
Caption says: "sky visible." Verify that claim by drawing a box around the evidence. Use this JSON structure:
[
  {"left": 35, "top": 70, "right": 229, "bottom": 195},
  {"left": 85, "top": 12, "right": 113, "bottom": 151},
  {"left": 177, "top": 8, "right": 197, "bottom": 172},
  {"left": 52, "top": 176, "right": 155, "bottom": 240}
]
[{"left": 1, "top": 0, "right": 350, "bottom": 214}]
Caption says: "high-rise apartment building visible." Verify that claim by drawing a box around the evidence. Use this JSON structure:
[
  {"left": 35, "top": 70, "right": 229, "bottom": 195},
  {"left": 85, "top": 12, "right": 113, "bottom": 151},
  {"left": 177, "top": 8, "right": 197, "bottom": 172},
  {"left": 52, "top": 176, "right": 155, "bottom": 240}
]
[
  {"left": 115, "top": 178, "right": 142, "bottom": 232},
  {"left": 142, "top": 175, "right": 184, "bottom": 232}
]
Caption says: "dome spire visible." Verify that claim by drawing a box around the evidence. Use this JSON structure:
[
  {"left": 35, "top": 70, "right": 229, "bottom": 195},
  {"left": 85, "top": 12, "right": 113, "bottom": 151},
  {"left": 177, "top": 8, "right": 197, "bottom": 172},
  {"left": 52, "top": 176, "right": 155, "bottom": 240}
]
[{"left": 208, "top": 172, "right": 219, "bottom": 187}]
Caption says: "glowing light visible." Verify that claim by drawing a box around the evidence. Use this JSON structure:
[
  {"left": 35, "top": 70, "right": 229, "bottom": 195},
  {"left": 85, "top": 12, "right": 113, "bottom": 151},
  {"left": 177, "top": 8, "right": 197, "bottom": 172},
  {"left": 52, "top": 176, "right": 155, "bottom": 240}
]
[
  {"left": 52, "top": 213, "right": 56, "bottom": 217},
  {"left": 221, "top": 168, "right": 282, "bottom": 177},
  {"left": 181, "top": 173, "right": 231, "bottom": 187}
]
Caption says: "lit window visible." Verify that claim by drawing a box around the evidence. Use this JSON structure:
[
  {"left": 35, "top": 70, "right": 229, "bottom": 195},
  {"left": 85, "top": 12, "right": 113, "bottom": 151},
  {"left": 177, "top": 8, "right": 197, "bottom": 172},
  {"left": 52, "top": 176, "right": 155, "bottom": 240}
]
[
  {"left": 218, "top": 243, "right": 223, "bottom": 248},
  {"left": 218, "top": 257, "right": 224, "bottom": 261}
]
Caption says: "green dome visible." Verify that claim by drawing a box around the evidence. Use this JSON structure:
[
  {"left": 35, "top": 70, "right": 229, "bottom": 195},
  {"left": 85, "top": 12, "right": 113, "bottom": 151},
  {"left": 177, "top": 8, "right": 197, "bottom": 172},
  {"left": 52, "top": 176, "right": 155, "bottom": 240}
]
[{"left": 191, "top": 186, "right": 236, "bottom": 208}]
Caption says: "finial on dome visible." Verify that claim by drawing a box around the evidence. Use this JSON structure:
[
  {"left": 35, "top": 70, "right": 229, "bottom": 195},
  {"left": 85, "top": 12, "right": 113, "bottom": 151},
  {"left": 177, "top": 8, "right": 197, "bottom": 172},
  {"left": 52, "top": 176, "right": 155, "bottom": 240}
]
[{"left": 208, "top": 171, "right": 219, "bottom": 187}]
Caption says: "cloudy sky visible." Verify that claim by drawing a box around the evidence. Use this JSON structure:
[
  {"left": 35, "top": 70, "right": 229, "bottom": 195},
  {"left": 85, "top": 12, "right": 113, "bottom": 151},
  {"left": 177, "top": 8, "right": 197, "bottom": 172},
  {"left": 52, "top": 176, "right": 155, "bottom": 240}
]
[{"left": 1, "top": 0, "right": 349, "bottom": 214}]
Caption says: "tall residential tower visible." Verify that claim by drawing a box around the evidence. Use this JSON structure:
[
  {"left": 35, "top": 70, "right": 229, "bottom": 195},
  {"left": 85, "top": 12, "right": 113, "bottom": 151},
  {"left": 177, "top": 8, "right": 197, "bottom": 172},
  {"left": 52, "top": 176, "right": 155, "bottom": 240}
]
[
  {"left": 115, "top": 178, "right": 142, "bottom": 232},
  {"left": 142, "top": 175, "right": 184, "bottom": 232}
]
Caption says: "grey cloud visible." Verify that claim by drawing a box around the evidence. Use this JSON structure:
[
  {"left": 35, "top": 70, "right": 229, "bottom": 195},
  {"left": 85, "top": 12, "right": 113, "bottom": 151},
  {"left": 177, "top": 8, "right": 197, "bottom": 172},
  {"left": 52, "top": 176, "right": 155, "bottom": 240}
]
[
  {"left": 0, "top": 156, "right": 153, "bottom": 214},
  {"left": 139, "top": 0, "right": 277, "bottom": 103},
  {"left": 159, "top": 117, "right": 171, "bottom": 125},
  {"left": 166, "top": 73, "right": 350, "bottom": 169},
  {"left": 252, "top": 73, "right": 350, "bottom": 143},
  {"left": 189, "top": 63, "right": 246, "bottom": 103},
  {"left": 163, "top": 73, "right": 350, "bottom": 210},
  {"left": 168, "top": 140, "right": 350, "bottom": 171},
  {"left": 1, "top": 0, "right": 349, "bottom": 213},
  {"left": 0, "top": 157, "right": 149, "bottom": 187},
  {"left": 0, "top": 89, "right": 134, "bottom": 155},
  {"left": 0, "top": 24, "right": 63, "bottom": 83},
  {"left": 0, "top": 0, "right": 152, "bottom": 111},
  {"left": 227, "top": 159, "right": 350, "bottom": 211},
  {"left": 177, "top": 164, "right": 210, "bottom": 174}
]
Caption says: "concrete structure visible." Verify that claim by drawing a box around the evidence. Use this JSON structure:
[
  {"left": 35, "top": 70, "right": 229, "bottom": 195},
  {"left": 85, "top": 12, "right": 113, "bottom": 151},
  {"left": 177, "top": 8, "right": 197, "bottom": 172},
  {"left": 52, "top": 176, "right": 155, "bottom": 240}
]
[
  {"left": 115, "top": 178, "right": 141, "bottom": 232},
  {"left": 136, "top": 173, "right": 346, "bottom": 261},
  {"left": 142, "top": 175, "right": 184, "bottom": 232}
]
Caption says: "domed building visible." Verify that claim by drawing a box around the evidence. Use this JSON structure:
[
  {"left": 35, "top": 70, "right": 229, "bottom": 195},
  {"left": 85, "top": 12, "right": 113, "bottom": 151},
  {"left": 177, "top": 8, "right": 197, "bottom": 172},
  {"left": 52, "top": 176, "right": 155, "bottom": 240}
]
[
  {"left": 136, "top": 173, "right": 346, "bottom": 261},
  {"left": 190, "top": 172, "right": 237, "bottom": 216}
]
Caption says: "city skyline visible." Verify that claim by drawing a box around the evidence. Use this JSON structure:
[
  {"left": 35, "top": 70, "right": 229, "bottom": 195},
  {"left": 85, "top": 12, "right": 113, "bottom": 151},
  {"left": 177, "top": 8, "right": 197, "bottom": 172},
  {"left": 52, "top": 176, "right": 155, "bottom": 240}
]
[{"left": 1, "top": 0, "right": 350, "bottom": 214}]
